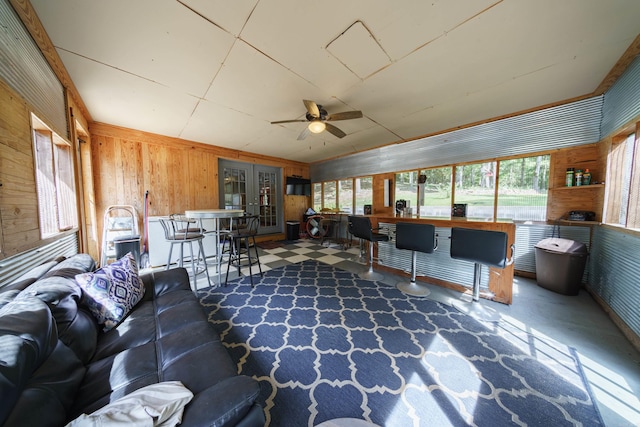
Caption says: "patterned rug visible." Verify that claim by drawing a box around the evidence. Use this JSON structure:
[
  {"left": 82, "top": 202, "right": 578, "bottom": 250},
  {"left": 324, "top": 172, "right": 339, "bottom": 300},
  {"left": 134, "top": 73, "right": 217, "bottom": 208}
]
[{"left": 198, "top": 260, "right": 602, "bottom": 427}]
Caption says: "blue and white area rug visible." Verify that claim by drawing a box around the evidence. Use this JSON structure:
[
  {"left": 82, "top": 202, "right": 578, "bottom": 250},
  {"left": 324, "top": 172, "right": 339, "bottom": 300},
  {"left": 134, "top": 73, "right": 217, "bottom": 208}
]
[{"left": 198, "top": 260, "right": 602, "bottom": 427}]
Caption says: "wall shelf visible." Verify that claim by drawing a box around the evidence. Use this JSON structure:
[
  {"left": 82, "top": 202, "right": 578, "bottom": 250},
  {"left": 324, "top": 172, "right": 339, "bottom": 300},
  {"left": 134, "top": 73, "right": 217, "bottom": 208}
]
[{"left": 550, "top": 184, "right": 605, "bottom": 191}]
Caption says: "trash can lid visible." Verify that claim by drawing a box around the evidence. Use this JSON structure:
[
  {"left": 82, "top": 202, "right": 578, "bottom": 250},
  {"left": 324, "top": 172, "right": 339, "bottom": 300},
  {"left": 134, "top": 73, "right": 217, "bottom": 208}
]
[
  {"left": 534, "top": 237, "right": 587, "bottom": 254},
  {"left": 113, "top": 234, "right": 141, "bottom": 242}
]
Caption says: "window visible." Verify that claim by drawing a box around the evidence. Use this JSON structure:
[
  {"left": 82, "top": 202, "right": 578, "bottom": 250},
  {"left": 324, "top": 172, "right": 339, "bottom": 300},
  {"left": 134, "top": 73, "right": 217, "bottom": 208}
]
[
  {"left": 606, "top": 132, "right": 639, "bottom": 229},
  {"left": 354, "top": 176, "right": 372, "bottom": 214},
  {"left": 497, "top": 155, "right": 549, "bottom": 221},
  {"left": 453, "top": 162, "right": 497, "bottom": 220},
  {"left": 313, "top": 183, "right": 322, "bottom": 211},
  {"left": 394, "top": 171, "right": 418, "bottom": 211},
  {"left": 338, "top": 179, "right": 353, "bottom": 213},
  {"left": 32, "top": 114, "right": 78, "bottom": 238},
  {"left": 418, "top": 166, "right": 452, "bottom": 218},
  {"left": 323, "top": 181, "right": 337, "bottom": 209}
]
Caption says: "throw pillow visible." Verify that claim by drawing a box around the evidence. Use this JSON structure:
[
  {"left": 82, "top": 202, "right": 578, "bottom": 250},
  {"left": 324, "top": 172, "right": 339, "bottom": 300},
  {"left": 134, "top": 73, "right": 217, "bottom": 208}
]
[{"left": 75, "top": 253, "right": 144, "bottom": 331}]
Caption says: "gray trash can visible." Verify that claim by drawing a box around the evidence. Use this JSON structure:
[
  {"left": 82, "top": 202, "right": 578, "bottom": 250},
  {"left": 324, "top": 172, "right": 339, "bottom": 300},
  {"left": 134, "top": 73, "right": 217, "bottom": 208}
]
[
  {"left": 113, "top": 234, "right": 141, "bottom": 265},
  {"left": 286, "top": 221, "right": 300, "bottom": 241},
  {"left": 534, "top": 238, "right": 588, "bottom": 295}
]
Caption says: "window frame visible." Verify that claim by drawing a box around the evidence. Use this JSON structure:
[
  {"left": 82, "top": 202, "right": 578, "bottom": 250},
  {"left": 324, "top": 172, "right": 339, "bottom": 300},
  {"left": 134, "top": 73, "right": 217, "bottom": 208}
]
[{"left": 32, "top": 114, "right": 79, "bottom": 238}]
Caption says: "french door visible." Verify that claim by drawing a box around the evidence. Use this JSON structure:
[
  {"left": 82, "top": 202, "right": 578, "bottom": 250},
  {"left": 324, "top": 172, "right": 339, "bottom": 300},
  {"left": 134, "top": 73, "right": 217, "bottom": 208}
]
[{"left": 218, "top": 159, "right": 282, "bottom": 235}]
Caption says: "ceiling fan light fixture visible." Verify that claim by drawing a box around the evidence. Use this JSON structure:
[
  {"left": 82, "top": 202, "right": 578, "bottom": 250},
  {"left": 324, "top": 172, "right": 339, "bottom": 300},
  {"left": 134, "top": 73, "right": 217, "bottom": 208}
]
[{"left": 308, "top": 121, "right": 326, "bottom": 133}]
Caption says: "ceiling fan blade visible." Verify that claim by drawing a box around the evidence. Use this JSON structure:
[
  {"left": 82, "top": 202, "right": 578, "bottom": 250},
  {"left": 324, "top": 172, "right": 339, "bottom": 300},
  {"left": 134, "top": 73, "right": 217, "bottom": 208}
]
[
  {"left": 271, "top": 119, "right": 307, "bottom": 124},
  {"left": 325, "top": 123, "right": 346, "bottom": 138},
  {"left": 297, "top": 126, "right": 310, "bottom": 140},
  {"left": 327, "top": 110, "right": 363, "bottom": 121},
  {"left": 303, "top": 99, "right": 320, "bottom": 118}
]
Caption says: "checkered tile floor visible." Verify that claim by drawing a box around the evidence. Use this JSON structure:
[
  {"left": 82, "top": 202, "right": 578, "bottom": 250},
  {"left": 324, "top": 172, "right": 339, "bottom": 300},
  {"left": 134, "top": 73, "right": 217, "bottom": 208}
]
[{"left": 183, "top": 238, "right": 366, "bottom": 290}]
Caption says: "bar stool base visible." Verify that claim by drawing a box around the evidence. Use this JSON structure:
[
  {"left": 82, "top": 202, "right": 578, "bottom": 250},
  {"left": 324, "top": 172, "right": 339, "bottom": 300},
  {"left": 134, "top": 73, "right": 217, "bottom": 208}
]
[
  {"left": 358, "top": 270, "right": 384, "bottom": 282},
  {"left": 397, "top": 280, "right": 431, "bottom": 297}
]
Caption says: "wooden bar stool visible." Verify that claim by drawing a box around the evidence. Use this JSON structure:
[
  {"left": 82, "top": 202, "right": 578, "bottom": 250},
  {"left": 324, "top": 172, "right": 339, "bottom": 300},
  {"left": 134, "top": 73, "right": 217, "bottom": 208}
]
[
  {"left": 395, "top": 222, "right": 438, "bottom": 296},
  {"left": 348, "top": 215, "right": 389, "bottom": 281},
  {"left": 450, "top": 227, "right": 513, "bottom": 301}
]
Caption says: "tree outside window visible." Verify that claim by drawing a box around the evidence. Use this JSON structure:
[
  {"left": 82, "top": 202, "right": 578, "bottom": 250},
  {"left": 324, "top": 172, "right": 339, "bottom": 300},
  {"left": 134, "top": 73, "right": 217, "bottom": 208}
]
[
  {"left": 394, "top": 171, "right": 418, "bottom": 211},
  {"left": 453, "top": 162, "right": 497, "bottom": 220},
  {"left": 497, "top": 155, "right": 549, "bottom": 221},
  {"left": 338, "top": 179, "right": 353, "bottom": 213},
  {"left": 418, "top": 166, "right": 452, "bottom": 218}
]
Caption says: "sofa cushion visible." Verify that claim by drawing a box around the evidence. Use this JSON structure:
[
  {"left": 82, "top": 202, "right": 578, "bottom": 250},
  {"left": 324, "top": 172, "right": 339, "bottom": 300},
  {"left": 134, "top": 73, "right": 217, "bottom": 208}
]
[
  {"left": 76, "top": 253, "right": 144, "bottom": 331},
  {"left": 0, "top": 296, "right": 84, "bottom": 426},
  {"left": 18, "top": 277, "right": 98, "bottom": 364},
  {"left": 44, "top": 254, "right": 95, "bottom": 280}
]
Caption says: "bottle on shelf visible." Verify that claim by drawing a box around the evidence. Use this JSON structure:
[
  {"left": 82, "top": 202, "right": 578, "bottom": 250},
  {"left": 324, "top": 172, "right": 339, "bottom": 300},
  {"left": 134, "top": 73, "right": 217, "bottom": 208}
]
[
  {"left": 583, "top": 169, "right": 592, "bottom": 185},
  {"left": 575, "top": 169, "right": 583, "bottom": 186},
  {"left": 566, "top": 168, "right": 574, "bottom": 187}
]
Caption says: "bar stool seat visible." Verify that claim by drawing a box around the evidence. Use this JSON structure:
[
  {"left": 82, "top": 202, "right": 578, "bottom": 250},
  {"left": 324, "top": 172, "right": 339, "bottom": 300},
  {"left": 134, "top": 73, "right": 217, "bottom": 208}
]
[
  {"left": 395, "top": 222, "right": 438, "bottom": 296},
  {"left": 348, "top": 215, "right": 389, "bottom": 281}
]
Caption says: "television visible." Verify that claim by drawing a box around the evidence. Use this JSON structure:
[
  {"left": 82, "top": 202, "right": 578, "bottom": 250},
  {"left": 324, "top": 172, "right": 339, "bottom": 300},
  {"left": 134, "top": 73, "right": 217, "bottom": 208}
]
[{"left": 286, "top": 176, "right": 311, "bottom": 196}]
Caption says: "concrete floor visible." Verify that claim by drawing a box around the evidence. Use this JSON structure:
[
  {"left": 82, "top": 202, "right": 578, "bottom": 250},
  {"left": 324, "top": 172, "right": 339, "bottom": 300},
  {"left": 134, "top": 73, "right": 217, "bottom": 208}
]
[{"left": 179, "top": 240, "right": 640, "bottom": 426}]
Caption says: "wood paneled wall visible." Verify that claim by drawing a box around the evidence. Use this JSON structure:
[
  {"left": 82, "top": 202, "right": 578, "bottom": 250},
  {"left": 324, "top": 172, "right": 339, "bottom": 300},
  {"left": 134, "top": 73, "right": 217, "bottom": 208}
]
[
  {"left": 0, "top": 78, "right": 39, "bottom": 259},
  {"left": 88, "top": 123, "right": 310, "bottom": 252},
  {"left": 547, "top": 143, "right": 605, "bottom": 222}
]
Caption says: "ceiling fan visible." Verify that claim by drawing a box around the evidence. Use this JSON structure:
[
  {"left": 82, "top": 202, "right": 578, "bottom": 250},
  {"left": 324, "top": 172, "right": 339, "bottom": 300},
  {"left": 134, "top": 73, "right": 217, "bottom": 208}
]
[{"left": 271, "top": 99, "right": 362, "bottom": 140}]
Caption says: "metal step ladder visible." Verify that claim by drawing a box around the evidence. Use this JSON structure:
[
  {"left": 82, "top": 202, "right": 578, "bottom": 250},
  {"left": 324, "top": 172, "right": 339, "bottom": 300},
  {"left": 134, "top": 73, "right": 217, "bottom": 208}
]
[{"left": 101, "top": 205, "right": 139, "bottom": 266}]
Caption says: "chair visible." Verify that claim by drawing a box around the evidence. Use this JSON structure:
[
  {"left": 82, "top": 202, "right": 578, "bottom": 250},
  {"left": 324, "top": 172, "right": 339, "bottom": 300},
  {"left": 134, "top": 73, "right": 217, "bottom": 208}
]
[
  {"left": 224, "top": 214, "right": 263, "bottom": 286},
  {"left": 348, "top": 215, "right": 390, "bottom": 281},
  {"left": 449, "top": 227, "right": 514, "bottom": 301},
  {"left": 159, "top": 215, "right": 211, "bottom": 289},
  {"left": 395, "top": 222, "right": 438, "bottom": 296}
]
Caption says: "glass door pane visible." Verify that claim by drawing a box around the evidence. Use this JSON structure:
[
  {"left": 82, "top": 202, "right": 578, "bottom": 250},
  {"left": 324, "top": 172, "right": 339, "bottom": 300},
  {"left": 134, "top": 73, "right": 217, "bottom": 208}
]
[
  {"left": 256, "top": 166, "right": 281, "bottom": 234},
  {"left": 219, "top": 159, "right": 282, "bottom": 235}
]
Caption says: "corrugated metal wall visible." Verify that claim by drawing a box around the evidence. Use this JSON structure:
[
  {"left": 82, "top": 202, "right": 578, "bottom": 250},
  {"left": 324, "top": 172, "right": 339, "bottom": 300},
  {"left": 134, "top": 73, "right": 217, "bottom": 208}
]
[
  {"left": 311, "top": 97, "right": 603, "bottom": 182},
  {"left": 601, "top": 55, "right": 640, "bottom": 138},
  {"left": 0, "top": 0, "right": 68, "bottom": 138},
  {"left": 0, "top": 234, "right": 78, "bottom": 287},
  {"left": 515, "top": 224, "right": 591, "bottom": 279},
  {"left": 589, "top": 227, "right": 640, "bottom": 337}
]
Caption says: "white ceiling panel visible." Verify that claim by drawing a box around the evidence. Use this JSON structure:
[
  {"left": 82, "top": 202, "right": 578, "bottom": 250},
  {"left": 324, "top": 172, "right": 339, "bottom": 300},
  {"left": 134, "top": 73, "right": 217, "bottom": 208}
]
[
  {"left": 177, "top": 0, "right": 259, "bottom": 37},
  {"left": 57, "top": 50, "right": 199, "bottom": 136},
  {"left": 30, "top": 0, "right": 234, "bottom": 97},
  {"left": 28, "top": 0, "right": 640, "bottom": 163}
]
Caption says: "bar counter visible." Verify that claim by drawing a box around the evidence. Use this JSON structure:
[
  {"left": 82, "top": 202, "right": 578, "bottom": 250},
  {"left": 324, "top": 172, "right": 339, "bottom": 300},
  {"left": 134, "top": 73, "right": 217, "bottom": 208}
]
[{"left": 366, "top": 215, "right": 516, "bottom": 304}]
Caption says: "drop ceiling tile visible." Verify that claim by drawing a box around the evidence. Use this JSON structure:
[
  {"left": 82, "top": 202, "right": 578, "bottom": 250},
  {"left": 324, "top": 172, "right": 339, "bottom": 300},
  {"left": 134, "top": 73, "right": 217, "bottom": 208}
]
[
  {"left": 204, "top": 40, "right": 324, "bottom": 121},
  {"left": 31, "top": 0, "right": 234, "bottom": 96},
  {"left": 180, "top": 99, "right": 266, "bottom": 150},
  {"left": 58, "top": 50, "right": 198, "bottom": 137},
  {"left": 326, "top": 21, "right": 391, "bottom": 79}
]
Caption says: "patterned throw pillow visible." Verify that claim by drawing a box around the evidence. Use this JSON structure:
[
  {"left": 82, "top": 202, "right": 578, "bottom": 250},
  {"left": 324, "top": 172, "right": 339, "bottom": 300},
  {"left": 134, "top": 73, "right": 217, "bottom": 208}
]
[{"left": 75, "top": 253, "right": 144, "bottom": 331}]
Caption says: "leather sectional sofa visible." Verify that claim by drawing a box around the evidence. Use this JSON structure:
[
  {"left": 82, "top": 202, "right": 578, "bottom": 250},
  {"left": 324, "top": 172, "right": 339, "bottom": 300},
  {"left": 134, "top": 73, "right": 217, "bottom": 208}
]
[{"left": 0, "top": 254, "right": 264, "bottom": 426}]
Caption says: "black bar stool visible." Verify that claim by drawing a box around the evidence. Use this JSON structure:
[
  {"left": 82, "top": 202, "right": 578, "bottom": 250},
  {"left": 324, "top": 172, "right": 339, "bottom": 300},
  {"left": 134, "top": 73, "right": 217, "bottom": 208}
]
[
  {"left": 395, "top": 222, "right": 438, "bottom": 296},
  {"left": 450, "top": 227, "right": 513, "bottom": 301},
  {"left": 224, "top": 214, "right": 263, "bottom": 287},
  {"left": 348, "top": 215, "right": 389, "bottom": 281}
]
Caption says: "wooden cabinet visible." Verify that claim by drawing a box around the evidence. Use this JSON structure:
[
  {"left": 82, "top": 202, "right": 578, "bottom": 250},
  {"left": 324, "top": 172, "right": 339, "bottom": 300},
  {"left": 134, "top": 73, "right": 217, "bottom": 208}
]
[{"left": 547, "top": 143, "right": 605, "bottom": 222}]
